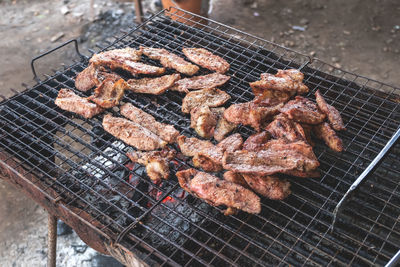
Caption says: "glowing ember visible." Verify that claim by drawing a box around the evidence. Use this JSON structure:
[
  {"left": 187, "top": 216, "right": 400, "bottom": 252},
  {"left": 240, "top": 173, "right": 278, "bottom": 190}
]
[{"left": 162, "top": 196, "right": 175, "bottom": 203}]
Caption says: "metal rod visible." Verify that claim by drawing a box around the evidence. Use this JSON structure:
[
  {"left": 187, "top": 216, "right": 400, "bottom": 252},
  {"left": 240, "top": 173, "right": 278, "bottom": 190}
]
[
  {"left": 134, "top": 0, "right": 143, "bottom": 23},
  {"left": 331, "top": 127, "right": 400, "bottom": 229},
  {"left": 386, "top": 249, "right": 400, "bottom": 267},
  {"left": 47, "top": 214, "right": 57, "bottom": 267}
]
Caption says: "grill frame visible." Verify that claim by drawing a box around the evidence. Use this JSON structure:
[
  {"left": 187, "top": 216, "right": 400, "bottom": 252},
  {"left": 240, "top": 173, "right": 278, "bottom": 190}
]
[{"left": 1, "top": 7, "right": 399, "bottom": 266}]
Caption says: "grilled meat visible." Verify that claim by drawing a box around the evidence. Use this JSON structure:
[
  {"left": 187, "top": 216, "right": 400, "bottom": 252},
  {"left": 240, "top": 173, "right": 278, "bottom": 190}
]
[
  {"left": 177, "top": 135, "right": 214, "bottom": 157},
  {"left": 181, "top": 87, "right": 231, "bottom": 113},
  {"left": 126, "top": 74, "right": 181, "bottom": 95},
  {"left": 250, "top": 69, "right": 308, "bottom": 106},
  {"left": 242, "top": 131, "right": 271, "bottom": 151},
  {"left": 253, "top": 89, "right": 293, "bottom": 107},
  {"left": 120, "top": 103, "right": 179, "bottom": 143},
  {"left": 102, "top": 114, "right": 167, "bottom": 150},
  {"left": 212, "top": 107, "right": 237, "bottom": 142},
  {"left": 300, "top": 123, "right": 315, "bottom": 147},
  {"left": 223, "top": 141, "right": 319, "bottom": 175},
  {"left": 127, "top": 149, "right": 176, "bottom": 182},
  {"left": 111, "top": 61, "right": 166, "bottom": 76},
  {"left": 75, "top": 64, "right": 97, "bottom": 92},
  {"left": 140, "top": 46, "right": 199, "bottom": 75},
  {"left": 223, "top": 171, "right": 250, "bottom": 188},
  {"left": 177, "top": 134, "right": 242, "bottom": 172},
  {"left": 176, "top": 169, "right": 261, "bottom": 214},
  {"left": 182, "top": 48, "right": 230, "bottom": 73},
  {"left": 75, "top": 64, "right": 121, "bottom": 92},
  {"left": 190, "top": 106, "right": 218, "bottom": 139},
  {"left": 177, "top": 135, "right": 221, "bottom": 172},
  {"left": 90, "top": 47, "right": 165, "bottom": 76},
  {"left": 313, "top": 122, "right": 344, "bottom": 152},
  {"left": 88, "top": 78, "right": 126, "bottom": 108},
  {"left": 279, "top": 96, "right": 326, "bottom": 124},
  {"left": 55, "top": 89, "right": 104, "bottom": 119},
  {"left": 195, "top": 133, "right": 243, "bottom": 172},
  {"left": 90, "top": 47, "right": 142, "bottom": 65},
  {"left": 224, "top": 170, "right": 291, "bottom": 200},
  {"left": 315, "top": 90, "right": 346, "bottom": 131},
  {"left": 253, "top": 69, "right": 308, "bottom": 94},
  {"left": 170, "top": 73, "right": 231, "bottom": 93},
  {"left": 224, "top": 101, "right": 283, "bottom": 131},
  {"left": 216, "top": 133, "right": 243, "bottom": 152},
  {"left": 241, "top": 174, "right": 291, "bottom": 200},
  {"left": 192, "top": 154, "right": 223, "bottom": 172},
  {"left": 284, "top": 169, "right": 320, "bottom": 178},
  {"left": 265, "top": 114, "right": 306, "bottom": 143}
]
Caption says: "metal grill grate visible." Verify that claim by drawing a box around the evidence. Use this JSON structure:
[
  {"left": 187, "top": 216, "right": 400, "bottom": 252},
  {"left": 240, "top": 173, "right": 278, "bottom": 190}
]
[{"left": 1, "top": 7, "right": 399, "bottom": 266}]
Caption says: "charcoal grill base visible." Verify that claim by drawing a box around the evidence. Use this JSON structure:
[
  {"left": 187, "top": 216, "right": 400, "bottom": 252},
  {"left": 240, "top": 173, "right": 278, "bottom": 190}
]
[{"left": 0, "top": 152, "right": 146, "bottom": 267}]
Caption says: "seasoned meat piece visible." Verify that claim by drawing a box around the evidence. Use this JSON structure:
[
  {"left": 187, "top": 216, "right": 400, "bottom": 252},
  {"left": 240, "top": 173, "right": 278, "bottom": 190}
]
[
  {"left": 190, "top": 106, "right": 218, "bottom": 139},
  {"left": 182, "top": 48, "right": 230, "bottom": 73},
  {"left": 170, "top": 73, "right": 231, "bottom": 93},
  {"left": 194, "top": 134, "right": 243, "bottom": 172},
  {"left": 212, "top": 107, "right": 237, "bottom": 142},
  {"left": 224, "top": 101, "right": 283, "bottom": 131},
  {"left": 250, "top": 69, "right": 308, "bottom": 106},
  {"left": 127, "top": 149, "right": 176, "bottom": 182},
  {"left": 75, "top": 64, "right": 98, "bottom": 92},
  {"left": 90, "top": 47, "right": 142, "bottom": 65},
  {"left": 55, "top": 89, "right": 104, "bottom": 119},
  {"left": 120, "top": 103, "right": 179, "bottom": 143},
  {"left": 265, "top": 114, "right": 306, "bottom": 142},
  {"left": 176, "top": 169, "right": 261, "bottom": 214},
  {"left": 192, "top": 154, "right": 223, "bottom": 172},
  {"left": 242, "top": 131, "right": 271, "bottom": 151},
  {"left": 315, "top": 90, "right": 345, "bottom": 131},
  {"left": 313, "top": 122, "right": 344, "bottom": 152},
  {"left": 103, "top": 114, "right": 167, "bottom": 150},
  {"left": 253, "top": 88, "right": 293, "bottom": 107},
  {"left": 177, "top": 135, "right": 214, "bottom": 157},
  {"left": 241, "top": 174, "right": 291, "bottom": 200},
  {"left": 177, "top": 135, "right": 222, "bottom": 172},
  {"left": 90, "top": 47, "right": 165, "bottom": 76},
  {"left": 181, "top": 88, "right": 231, "bottom": 113},
  {"left": 223, "top": 171, "right": 250, "bottom": 188},
  {"left": 110, "top": 61, "right": 166, "bottom": 76},
  {"left": 255, "top": 69, "right": 308, "bottom": 94},
  {"left": 140, "top": 46, "right": 199, "bottom": 75},
  {"left": 262, "top": 140, "right": 319, "bottom": 162},
  {"left": 276, "top": 69, "right": 305, "bottom": 82},
  {"left": 126, "top": 74, "right": 180, "bottom": 95},
  {"left": 88, "top": 78, "right": 126, "bottom": 108},
  {"left": 76, "top": 64, "right": 123, "bottom": 92},
  {"left": 216, "top": 133, "right": 243, "bottom": 152},
  {"left": 279, "top": 96, "right": 326, "bottom": 124},
  {"left": 300, "top": 123, "right": 315, "bottom": 146},
  {"left": 177, "top": 134, "right": 242, "bottom": 172},
  {"left": 223, "top": 141, "right": 320, "bottom": 175},
  {"left": 283, "top": 169, "right": 320, "bottom": 178}
]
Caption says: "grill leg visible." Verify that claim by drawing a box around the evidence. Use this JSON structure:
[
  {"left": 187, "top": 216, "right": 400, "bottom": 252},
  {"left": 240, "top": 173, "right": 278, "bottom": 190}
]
[{"left": 47, "top": 214, "right": 57, "bottom": 267}]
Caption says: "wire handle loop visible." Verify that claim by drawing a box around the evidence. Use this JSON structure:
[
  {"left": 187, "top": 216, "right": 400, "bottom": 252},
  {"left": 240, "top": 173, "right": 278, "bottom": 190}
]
[{"left": 31, "top": 39, "right": 84, "bottom": 81}]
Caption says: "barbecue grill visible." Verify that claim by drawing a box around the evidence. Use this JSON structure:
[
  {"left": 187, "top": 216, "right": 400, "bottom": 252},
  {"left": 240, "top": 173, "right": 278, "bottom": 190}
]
[{"left": 1, "top": 7, "right": 399, "bottom": 266}]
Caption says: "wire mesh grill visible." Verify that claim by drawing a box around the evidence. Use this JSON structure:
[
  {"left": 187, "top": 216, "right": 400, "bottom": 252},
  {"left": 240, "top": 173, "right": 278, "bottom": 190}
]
[{"left": 0, "top": 7, "right": 399, "bottom": 266}]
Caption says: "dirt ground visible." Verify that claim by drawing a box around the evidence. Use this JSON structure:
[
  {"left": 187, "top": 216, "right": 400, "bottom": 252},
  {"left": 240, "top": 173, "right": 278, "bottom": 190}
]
[{"left": 0, "top": 0, "right": 399, "bottom": 266}]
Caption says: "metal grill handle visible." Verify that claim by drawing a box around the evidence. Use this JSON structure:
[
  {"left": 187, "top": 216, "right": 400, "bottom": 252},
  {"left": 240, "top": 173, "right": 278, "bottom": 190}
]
[
  {"left": 331, "top": 126, "right": 400, "bottom": 229},
  {"left": 31, "top": 39, "right": 85, "bottom": 81}
]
